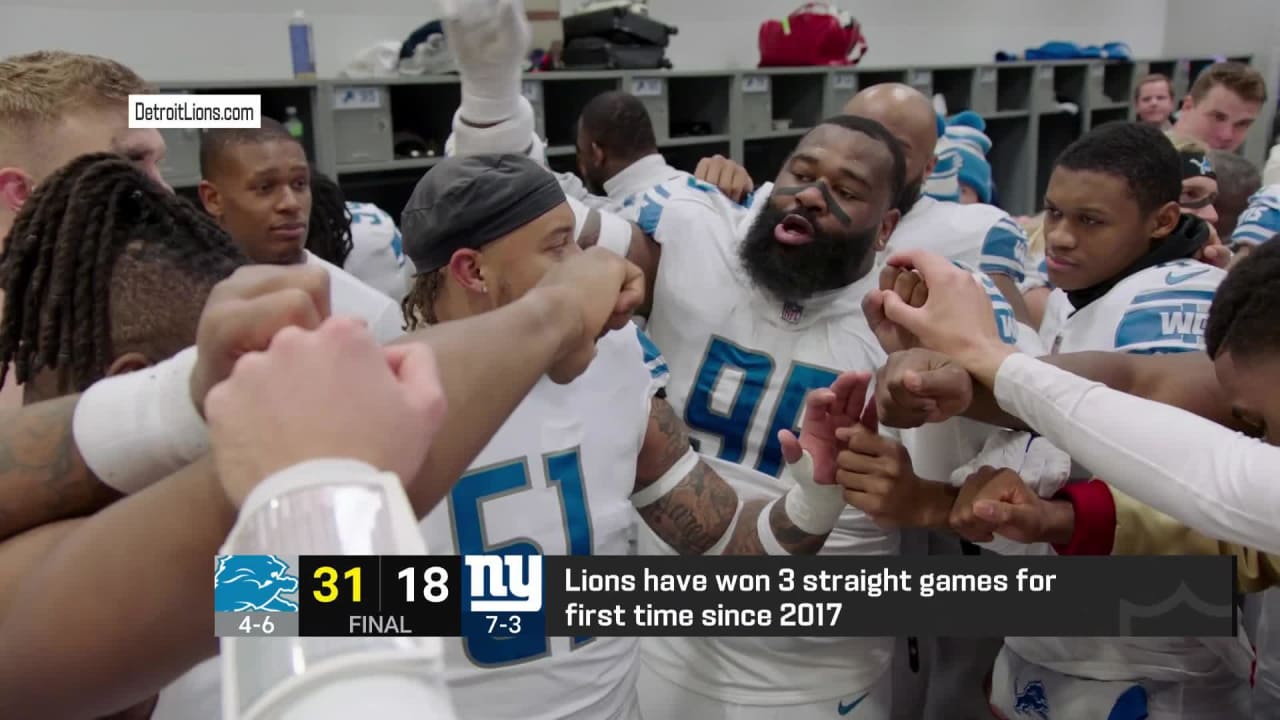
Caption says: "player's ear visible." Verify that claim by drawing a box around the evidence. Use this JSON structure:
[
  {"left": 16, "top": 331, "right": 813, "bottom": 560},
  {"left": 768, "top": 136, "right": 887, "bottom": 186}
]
[
  {"left": 106, "top": 352, "right": 152, "bottom": 377},
  {"left": 1149, "top": 201, "right": 1183, "bottom": 241},
  {"left": 875, "top": 208, "right": 902, "bottom": 252},
  {"left": 198, "top": 179, "right": 222, "bottom": 220},
  {"left": 0, "top": 167, "right": 34, "bottom": 216},
  {"left": 447, "top": 248, "right": 487, "bottom": 295},
  {"left": 590, "top": 142, "right": 606, "bottom": 168}
]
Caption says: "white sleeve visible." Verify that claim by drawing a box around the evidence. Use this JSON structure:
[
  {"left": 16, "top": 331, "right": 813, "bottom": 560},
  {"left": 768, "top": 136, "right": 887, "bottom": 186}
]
[
  {"left": 1264, "top": 144, "right": 1280, "bottom": 188},
  {"left": 992, "top": 352, "right": 1280, "bottom": 554},
  {"left": 371, "top": 298, "right": 407, "bottom": 343}
]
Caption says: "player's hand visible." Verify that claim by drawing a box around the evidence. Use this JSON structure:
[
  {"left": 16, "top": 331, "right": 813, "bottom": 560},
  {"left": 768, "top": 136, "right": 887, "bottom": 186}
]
[
  {"left": 440, "top": 0, "right": 531, "bottom": 76},
  {"left": 190, "top": 264, "right": 332, "bottom": 417},
  {"left": 875, "top": 349, "right": 974, "bottom": 428},
  {"left": 878, "top": 250, "right": 1016, "bottom": 383},
  {"left": 951, "top": 466, "right": 1072, "bottom": 545},
  {"left": 1195, "top": 222, "right": 1233, "bottom": 269},
  {"left": 694, "top": 154, "right": 754, "bottom": 204},
  {"left": 206, "top": 317, "right": 447, "bottom": 509},
  {"left": 833, "top": 407, "right": 931, "bottom": 528},
  {"left": 863, "top": 264, "right": 928, "bottom": 354},
  {"left": 779, "top": 371, "right": 871, "bottom": 485},
  {"left": 534, "top": 246, "right": 645, "bottom": 384}
]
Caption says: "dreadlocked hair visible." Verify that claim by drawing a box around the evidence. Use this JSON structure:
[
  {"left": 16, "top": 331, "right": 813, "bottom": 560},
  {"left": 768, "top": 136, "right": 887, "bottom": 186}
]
[
  {"left": 0, "top": 152, "right": 248, "bottom": 394},
  {"left": 402, "top": 269, "right": 445, "bottom": 330},
  {"left": 306, "top": 171, "right": 353, "bottom": 267}
]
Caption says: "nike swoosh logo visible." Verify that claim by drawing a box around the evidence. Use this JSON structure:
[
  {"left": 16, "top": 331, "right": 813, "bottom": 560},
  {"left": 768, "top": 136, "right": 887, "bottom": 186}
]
[
  {"left": 838, "top": 692, "right": 870, "bottom": 715},
  {"left": 1166, "top": 268, "right": 1210, "bottom": 285}
]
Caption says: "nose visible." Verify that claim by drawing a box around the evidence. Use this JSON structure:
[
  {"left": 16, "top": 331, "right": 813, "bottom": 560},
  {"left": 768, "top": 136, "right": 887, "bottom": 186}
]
[
  {"left": 1045, "top": 220, "right": 1075, "bottom": 252},
  {"left": 277, "top": 187, "right": 302, "bottom": 212},
  {"left": 793, "top": 183, "right": 828, "bottom": 215}
]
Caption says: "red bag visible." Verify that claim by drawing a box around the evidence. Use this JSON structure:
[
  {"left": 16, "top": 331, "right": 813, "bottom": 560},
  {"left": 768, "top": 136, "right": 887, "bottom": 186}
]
[{"left": 758, "top": 3, "right": 868, "bottom": 67}]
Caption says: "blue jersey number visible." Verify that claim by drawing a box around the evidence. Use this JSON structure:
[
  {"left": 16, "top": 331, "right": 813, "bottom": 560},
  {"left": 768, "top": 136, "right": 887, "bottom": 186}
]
[
  {"left": 449, "top": 448, "right": 593, "bottom": 666},
  {"left": 685, "top": 337, "right": 838, "bottom": 477}
]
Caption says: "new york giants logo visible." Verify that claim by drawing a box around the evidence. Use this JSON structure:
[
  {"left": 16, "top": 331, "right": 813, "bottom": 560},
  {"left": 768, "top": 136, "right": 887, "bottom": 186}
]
[{"left": 464, "top": 555, "right": 543, "bottom": 613}]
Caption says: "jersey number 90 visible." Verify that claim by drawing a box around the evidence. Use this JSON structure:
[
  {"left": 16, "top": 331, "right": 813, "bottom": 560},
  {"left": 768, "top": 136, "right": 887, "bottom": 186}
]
[{"left": 686, "top": 336, "right": 838, "bottom": 477}]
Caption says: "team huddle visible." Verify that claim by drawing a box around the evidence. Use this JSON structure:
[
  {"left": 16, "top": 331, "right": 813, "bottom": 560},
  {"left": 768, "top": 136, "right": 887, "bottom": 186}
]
[{"left": 1, "top": 0, "right": 1279, "bottom": 719}]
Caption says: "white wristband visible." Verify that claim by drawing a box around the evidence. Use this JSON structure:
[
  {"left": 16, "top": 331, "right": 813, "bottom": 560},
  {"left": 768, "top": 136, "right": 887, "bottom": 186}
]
[
  {"left": 447, "top": 98, "right": 537, "bottom": 161},
  {"left": 631, "top": 448, "right": 700, "bottom": 509},
  {"left": 756, "top": 500, "right": 790, "bottom": 555},
  {"left": 595, "top": 210, "right": 634, "bottom": 258},
  {"left": 780, "top": 451, "right": 845, "bottom": 536},
  {"left": 72, "top": 346, "right": 208, "bottom": 494}
]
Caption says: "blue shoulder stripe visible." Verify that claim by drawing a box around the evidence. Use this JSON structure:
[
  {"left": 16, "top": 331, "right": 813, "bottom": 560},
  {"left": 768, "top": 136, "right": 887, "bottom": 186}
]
[{"left": 636, "top": 329, "right": 670, "bottom": 380}]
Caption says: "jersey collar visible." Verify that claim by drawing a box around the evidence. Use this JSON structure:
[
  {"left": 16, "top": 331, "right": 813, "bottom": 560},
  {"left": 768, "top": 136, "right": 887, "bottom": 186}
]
[{"left": 604, "top": 154, "right": 678, "bottom": 203}]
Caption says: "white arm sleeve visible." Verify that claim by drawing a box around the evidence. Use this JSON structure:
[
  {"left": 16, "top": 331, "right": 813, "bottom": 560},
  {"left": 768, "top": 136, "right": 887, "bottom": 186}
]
[{"left": 992, "top": 352, "right": 1280, "bottom": 554}]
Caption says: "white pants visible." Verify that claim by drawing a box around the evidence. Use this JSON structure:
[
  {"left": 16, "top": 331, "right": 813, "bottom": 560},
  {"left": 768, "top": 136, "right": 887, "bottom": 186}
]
[
  {"left": 990, "top": 644, "right": 1250, "bottom": 720},
  {"left": 636, "top": 662, "right": 891, "bottom": 720}
]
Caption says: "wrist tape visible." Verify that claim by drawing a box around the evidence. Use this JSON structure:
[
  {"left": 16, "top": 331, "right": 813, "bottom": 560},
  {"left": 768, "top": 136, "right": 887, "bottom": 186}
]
[{"left": 72, "top": 346, "right": 208, "bottom": 494}]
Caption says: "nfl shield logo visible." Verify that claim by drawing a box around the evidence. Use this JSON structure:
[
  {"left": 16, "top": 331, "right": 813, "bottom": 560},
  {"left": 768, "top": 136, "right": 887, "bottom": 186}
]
[{"left": 782, "top": 302, "right": 804, "bottom": 323}]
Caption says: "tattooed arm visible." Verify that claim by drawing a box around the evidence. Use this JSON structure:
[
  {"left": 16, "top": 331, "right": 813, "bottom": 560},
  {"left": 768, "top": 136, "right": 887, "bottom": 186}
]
[
  {"left": 633, "top": 398, "right": 832, "bottom": 556},
  {"left": 0, "top": 395, "right": 116, "bottom": 541}
]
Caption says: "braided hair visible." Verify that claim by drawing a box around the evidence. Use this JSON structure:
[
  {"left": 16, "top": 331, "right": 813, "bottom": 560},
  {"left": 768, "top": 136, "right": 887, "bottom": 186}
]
[
  {"left": 0, "top": 152, "right": 247, "bottom": 394},
  {"left": 306, "top": 171, "right": 353, "bottom": 267},
  {"left": 401, "top": 269, "right": 445, "bottom": 329}
]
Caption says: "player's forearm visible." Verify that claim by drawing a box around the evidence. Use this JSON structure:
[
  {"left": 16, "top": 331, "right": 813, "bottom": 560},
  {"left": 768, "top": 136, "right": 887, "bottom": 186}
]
[
  {"left": 914, "top": 480, "right": 962, "bottom": 532},
  {"left": 0, "top": 394, "right": 118, "bottom": 541},
  {"left": 0, "top": 518, "right": 81, "bottom": 616},
  {"left": 0, "top": 457, "right": 230, "bottom": 719},
  {"left": 724, "top": 498, "right": 830, "bottom": 555},
  {"left": 394, "top": 287, "right": 579, "bottom": 516},
  {"left": 961, "top": 351, "right": 1235, "bottom": 430}
]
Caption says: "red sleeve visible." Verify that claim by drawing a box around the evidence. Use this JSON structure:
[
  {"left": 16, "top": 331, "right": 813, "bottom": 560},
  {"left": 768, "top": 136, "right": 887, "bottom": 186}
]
[{"left": 1051, "top": 479, "right": 1116, "bottom": 555}]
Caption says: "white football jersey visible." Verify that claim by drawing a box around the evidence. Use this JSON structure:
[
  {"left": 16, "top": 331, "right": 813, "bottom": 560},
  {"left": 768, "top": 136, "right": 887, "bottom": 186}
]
[
  {"left": 1012, "top": 259, "right": 1252, "bottom": 685},
  {"left": 417, "top": 323, "right": 665, "bottom": 720},
  {"left": 343, "top": 201, "right": 416, "bottom": 302},
  {"left": 1038, "top": 260, "right": 1224, "bottom": 358},
  {"left": 620, "top": 173, "right": 1026, "bottom": 704},
  {"left": 1231, "top": 183, "right": 1280, "bottom": 248},
  {"left": 879, "top": 195, "right": 1029, "bottom": 282},
  {"left": 151, "top": 324, "right": 664, "bottom": 720},
  {"left": 306, "top": 250, "right": 405, "bottom": 343}
]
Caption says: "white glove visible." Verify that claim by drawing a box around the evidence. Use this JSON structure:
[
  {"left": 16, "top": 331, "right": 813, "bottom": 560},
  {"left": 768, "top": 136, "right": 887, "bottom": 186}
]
[
  {"left": 441, "top": 0, "right": 531, "bottom": 124},
  {"left": 949, "top": 431, "right": 1071, "bottom": 498}
]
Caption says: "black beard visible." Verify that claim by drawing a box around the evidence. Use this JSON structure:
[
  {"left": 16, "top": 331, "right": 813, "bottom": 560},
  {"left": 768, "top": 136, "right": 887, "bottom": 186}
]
[
  {"left": 897, "top": 173, "right": 924, "bottom": 216},
  {"left": 738, "top": 202, "right": 879, "bottom": 305}
]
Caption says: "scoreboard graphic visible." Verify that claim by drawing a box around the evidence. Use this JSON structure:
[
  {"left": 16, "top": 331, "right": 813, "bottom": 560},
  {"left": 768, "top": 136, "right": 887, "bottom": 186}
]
[
  {"left": 214, "top": 554, "right": 544, "bottom": 639},
  {"left": 214, "top": 554, "right": 1235, "bottom": 639}
]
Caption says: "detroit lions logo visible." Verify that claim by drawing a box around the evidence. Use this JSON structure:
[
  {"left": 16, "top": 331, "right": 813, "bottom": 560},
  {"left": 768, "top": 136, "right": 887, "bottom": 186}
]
[
  {"left": 1013, "top": 679, "right": 1050, "bottom": 719},
  {"left": 1189, "top": 156, "right": 1213, "bottom": 175},
  {"left": 214, "top": 555, "right": 300, "bottom": 612}
]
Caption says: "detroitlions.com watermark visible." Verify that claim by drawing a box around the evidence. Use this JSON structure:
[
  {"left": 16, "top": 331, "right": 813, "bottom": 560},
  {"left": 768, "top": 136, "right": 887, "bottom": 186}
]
[{"left": 129, "top": 94, "right": 261, "bottom": 129}]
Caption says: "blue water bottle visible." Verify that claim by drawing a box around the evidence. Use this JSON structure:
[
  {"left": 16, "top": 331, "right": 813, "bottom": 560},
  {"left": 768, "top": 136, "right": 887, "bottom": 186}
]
[{"left": 289, "top": 10, "right": 315, "bottom": 79}]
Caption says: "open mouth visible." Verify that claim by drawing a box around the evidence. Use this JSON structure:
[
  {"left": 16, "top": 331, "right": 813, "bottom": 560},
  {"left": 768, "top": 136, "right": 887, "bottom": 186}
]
[{"left": 774, "top": 213, "right": 815, "bottom": 246}]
